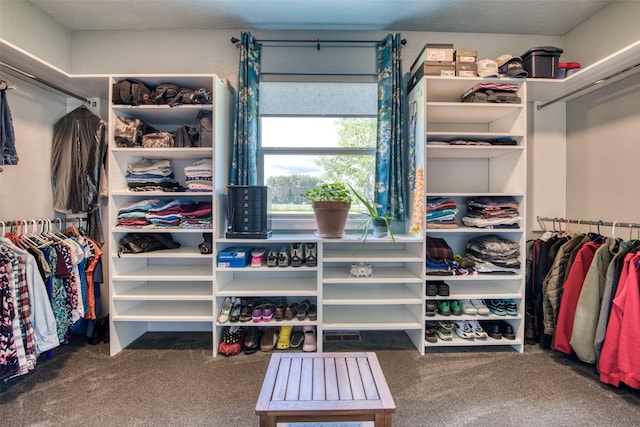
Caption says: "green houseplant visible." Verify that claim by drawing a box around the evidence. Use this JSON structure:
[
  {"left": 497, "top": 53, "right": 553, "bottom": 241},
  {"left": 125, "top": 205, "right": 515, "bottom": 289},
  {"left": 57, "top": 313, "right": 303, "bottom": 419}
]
[
  {"left": 348, "top": 184, "right": 396, "bottom": 243},
  {"left": 302, "top": 183, "right": 352, "bottom": 238}
]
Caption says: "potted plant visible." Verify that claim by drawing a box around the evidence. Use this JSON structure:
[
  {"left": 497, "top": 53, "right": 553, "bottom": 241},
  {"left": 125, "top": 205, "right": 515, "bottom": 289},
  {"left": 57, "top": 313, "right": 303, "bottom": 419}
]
[
  {"left": 302, "top": 183, "right": 352, "bottom": 238},
  {"left": 348, "top": 184, "right": 396, "bottom": 243}
]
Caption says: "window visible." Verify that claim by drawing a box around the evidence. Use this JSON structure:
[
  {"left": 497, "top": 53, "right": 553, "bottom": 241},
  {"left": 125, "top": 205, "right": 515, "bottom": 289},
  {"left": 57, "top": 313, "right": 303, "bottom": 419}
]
[{"left": 259, "top": 80, "right": 378, "bottom": 222}]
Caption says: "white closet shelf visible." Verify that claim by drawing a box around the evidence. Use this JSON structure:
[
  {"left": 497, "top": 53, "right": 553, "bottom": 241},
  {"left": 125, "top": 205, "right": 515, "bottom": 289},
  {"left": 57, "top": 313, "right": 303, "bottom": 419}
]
[
  {"left": 425, "top": 281, "right": 521, "bottom": 298},
  {"left": 112, "top": 227, "right": 213, "bottom": 234},
  {"left": 427, "top": 313, "right": 522, "bottom": 321},
  {"left": 425, "top": 226, "right": 524, "bottom": 233},
  {"left": 110, "top": 147, "right": 213, "bottom": 160},
  {"left": 322, "top": 306, "right": 422, "bottom": 330},
  {"left": 216, "top": 277, "right": 318, "bottom": 296},
  {"left": 112, "top": 264, "right": 213, "bottom": 280},
  {"left": 425, "top": 274, "right": 524, "bottom": 282},
  {"left": 216, "top": 265, "right": 318, "bottom": 272},
  {"left": 323, "top": 267, "right": 423, "bottom": 283},
  {"left": 323, "top": 284, "right": 422, "bottom": 305},
  {"left": 427, "top": 192, "right": 524, "bottom": 198},
  {"left": 217, "top": 319, "right": 318, "bottom": 327},
  {"left": 113, "top": 282, "right": 213, "bottom": 300},
  {"left": 111, "top": 190, "right": 214, "bottom": 197},
  {"left": 426, "top": 103, "right": 521, "bottom": 123},
  {"left": 217, "top": 234, "right": 319, "bottom": 243},
  {"left": 113, "top": 104, "right": 213, "bottom": 124},
  {"left": 425, "top": 336, "right": 524, "bottom": 348},
  {"left": 323, "top": 249, "right": 423, "bottom": 263},
  {"left": 112, "top": 301, "right": 213, "bottom": 321},
  {"left": 425, "top": 145, "right": 524, "bottom": 159}
]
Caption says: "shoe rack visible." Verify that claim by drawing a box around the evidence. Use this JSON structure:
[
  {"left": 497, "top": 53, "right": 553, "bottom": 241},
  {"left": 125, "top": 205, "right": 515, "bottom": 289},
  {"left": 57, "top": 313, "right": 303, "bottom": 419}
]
[{"left": 409, "top": 76, "right": 527, "bottom": 353}]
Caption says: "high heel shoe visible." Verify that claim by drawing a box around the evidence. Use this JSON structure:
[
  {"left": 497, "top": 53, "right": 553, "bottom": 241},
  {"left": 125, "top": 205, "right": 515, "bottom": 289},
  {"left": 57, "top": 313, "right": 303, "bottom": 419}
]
[
  {"left": 277, "top": 326, "right": 293, "bottom": 349},
  {"left": 217, "top": 297, "right": 232, "bottom": 323}
]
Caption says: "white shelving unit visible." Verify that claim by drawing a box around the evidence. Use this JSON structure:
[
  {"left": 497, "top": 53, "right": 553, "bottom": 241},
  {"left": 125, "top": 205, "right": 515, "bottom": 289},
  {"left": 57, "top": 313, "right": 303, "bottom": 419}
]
[
  {"left": 409, "top": 76, "right": 527, "bottom": 353},
  {"left": 108, "top": 74, "right": 232, "bottom": 356}
]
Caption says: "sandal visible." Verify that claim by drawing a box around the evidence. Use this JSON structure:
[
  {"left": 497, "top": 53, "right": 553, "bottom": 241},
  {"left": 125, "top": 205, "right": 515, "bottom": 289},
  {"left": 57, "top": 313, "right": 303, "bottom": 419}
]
[
  {"left": 297, "top": 299, "right": 311, "bottom": 321},
  {"left": 284, "top": 303, "right": 298, "bottom": 321},
  {"left": 274, "top": 304, "right": 285, "bottom": 321}
]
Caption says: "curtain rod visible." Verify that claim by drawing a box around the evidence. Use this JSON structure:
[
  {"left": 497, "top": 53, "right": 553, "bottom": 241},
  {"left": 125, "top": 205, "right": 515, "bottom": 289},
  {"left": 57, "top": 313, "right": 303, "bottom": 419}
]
[
  {"left": 536, "top": 61, "right": 640, "bottom": 110},
  {"left": 0, "top": 61, "right": 91, "bottom": 105},
  {"left": 537, "top": 216, "right": 639, "bottom": 230},
  {"left": 230, "top": 36, "right": 406, "bottom": 49}
]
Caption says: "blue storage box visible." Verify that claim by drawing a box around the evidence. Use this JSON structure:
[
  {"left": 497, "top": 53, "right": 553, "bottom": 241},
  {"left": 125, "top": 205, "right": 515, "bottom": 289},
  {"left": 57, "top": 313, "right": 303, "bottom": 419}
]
[{"left": 217, "top": 247, "right": 253, "bottom": 267}]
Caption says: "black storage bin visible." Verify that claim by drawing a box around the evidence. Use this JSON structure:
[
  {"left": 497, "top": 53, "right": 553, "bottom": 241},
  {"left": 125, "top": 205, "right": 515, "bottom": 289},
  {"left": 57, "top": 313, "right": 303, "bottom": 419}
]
[
  {"left": 521, "top": 46, "right": 563, "bottom": 78},
  {"left": 226, "top": 185, "right": 272, "bottom": 239}
]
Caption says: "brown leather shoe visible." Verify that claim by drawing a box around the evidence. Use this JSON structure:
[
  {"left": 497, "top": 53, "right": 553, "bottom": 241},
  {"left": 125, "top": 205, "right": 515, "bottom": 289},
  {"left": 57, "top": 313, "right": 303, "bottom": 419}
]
[{"left": 284, "top": 303, "right": 298, "bottom": 320}]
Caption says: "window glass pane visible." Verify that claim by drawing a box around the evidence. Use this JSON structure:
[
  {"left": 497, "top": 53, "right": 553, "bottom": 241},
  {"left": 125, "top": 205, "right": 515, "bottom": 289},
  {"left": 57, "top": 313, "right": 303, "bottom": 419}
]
[{"left": 261, "top": 117, "right": 376, "bottom": 149}]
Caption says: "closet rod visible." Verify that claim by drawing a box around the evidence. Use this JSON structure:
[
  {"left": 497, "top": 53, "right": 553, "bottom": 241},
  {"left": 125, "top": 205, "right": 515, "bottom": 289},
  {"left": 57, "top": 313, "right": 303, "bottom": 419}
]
[
  {"left": 230, "top": 36, "right": 406, "bottom": 48},
  {"left": 0, "top": 61, "right": 91, "bottom": 105},
  {"left": 1, "top": 217, "right": 87, "bottom": 228},
  {"left": 536, "top": 61, "right": 640, "bottom": 110},
  {"left": 537, "top": 216, "right": 638, "bottom": 230}
]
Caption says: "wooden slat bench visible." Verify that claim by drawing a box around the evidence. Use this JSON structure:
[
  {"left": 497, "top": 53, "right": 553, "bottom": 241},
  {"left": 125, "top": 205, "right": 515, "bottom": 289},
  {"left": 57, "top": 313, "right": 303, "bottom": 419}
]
[{"left": 256, "top": 352, "right": 396, "bottom": 427}]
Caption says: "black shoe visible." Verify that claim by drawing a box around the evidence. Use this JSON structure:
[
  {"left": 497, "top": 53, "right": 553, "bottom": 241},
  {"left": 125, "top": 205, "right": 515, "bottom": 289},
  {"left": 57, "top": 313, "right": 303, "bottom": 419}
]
[
  {"left": 244, "top": 327, "right": 262, "bottom": 354},
  {"left": 499, "top": 321, "right": 516, "bottom": 340},
  {"left": 266, "top": 248, "right": 279, "bottom": 267},
  {"left": 481, "top": 321, "right": 502, "bottom": 339},
  {"left": 426, "top": 281, "right": 438, "bottom": 296},
  {"left": 278, "top": 246, "right": 290, "bottom": 267}
]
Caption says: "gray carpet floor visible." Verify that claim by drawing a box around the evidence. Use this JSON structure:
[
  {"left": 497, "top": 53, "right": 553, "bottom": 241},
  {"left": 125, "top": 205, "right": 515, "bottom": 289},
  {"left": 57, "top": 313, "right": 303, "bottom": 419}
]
[{"left": 2, "top": 331, "right": 639, "bottom": 427}]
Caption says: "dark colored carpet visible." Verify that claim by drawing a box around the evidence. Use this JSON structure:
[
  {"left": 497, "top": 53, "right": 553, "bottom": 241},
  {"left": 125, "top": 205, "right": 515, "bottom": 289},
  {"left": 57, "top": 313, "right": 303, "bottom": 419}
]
[{"left": 2, "top": 331, "right": 639, "bottom": 426}]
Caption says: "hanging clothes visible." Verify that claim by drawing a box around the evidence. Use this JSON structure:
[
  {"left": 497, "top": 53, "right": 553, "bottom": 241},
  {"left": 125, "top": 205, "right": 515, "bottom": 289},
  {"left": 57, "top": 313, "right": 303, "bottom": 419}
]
[{"left": 0, "top": 87, "right": 18, "bottom": 172}]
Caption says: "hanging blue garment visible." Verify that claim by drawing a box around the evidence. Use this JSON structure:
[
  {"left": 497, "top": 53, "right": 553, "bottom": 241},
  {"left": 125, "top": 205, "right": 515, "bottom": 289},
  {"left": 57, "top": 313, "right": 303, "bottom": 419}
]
[{"left": 0, "top": 89, "right": 18, "bottom": 172}]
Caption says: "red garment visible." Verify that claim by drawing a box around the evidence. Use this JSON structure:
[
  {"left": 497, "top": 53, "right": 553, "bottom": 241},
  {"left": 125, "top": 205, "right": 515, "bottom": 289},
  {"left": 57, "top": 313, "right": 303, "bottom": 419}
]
[
  {"left": 553, "top": 241, "right": 602, "bottom": 355},
  {"left": 600, "top": 252, "right": 640, "bottom": 389}
]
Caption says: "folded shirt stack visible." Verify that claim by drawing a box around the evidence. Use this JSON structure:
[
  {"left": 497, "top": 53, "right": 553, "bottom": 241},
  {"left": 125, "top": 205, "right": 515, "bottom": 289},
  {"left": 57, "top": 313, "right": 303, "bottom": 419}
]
[
  {"left": 116, "top": 198, "right": 212, "bottom": 229},
  {"left": 462, "top": 196, "right": 521, "bottom": 229},
  {"left": 426, "top": 197, "right": 459, "bottom": 228},
  {"left": 464, "top": 234, "right": 520, "bottom": 274},
  {"left": 117, "top": 198, "right": 166, "bottom": 227},
  {"left": 126, "top": 158, "right": 182, "bottom": 192},
  {"left": 185, "top": 158, "right": 213, "bottom": 192},
  {"left": 181, "top": 201, "right": 213, "bottom": 229}
]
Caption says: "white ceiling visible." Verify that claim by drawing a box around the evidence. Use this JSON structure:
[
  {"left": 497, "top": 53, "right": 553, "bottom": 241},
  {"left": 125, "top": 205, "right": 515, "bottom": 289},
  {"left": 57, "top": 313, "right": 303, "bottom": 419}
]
[{"left": 27, "top": 0, "right": 615, "bottom": 36}]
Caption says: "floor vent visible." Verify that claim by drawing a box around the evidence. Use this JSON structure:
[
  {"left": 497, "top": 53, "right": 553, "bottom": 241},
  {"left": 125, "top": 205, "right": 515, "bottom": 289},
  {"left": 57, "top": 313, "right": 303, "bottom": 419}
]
[{"left": 324, "top": 331, "right": 362, "bottom": 342}]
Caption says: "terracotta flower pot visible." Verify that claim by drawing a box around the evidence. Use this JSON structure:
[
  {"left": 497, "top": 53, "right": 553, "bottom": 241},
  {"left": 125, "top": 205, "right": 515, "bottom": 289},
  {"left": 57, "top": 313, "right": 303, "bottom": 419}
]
[{"left": 311, "top": 201, "right": 351, "bottom": 238}]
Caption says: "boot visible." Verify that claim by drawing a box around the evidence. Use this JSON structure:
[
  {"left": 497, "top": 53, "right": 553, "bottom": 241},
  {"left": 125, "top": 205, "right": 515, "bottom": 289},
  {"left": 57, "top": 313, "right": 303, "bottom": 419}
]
[{"left": 277, "top": 325, "right": 293, "bottom": 349}]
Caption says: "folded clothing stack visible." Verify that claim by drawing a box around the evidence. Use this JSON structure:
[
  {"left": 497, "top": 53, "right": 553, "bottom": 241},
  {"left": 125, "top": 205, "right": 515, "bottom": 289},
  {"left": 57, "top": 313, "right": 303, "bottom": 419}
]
[
  {"left": 461, "top": 196, "right": 520, "bottom": 229},
  {"left": 426, "top": 197, "right": 458, "bottom": 228},
  {"left": 185, "top": 158, "right": 213, "bottom": 192},
  {"left": 126, "top": 158, "right": 182, "bottom": 192},
  {"left": 464, "top": 234, "right": 520, "bottom": 274},
  {"left": 117, "top": 198, "right": 212, "bottom": 228},
  {"left": 116, "top": 198, "right": 163, "bottom": 227}
]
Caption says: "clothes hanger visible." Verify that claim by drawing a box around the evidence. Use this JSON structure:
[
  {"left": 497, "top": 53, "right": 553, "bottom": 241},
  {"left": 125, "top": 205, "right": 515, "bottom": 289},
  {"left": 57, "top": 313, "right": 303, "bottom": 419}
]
[{"left": 0, "top": 76, "right": 17, "bottom": 91}]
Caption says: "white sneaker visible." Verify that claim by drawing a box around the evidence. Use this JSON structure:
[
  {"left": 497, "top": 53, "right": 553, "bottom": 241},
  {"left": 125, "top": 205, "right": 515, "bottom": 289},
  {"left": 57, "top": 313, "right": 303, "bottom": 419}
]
[
  {"left": 471, "top": 299, "right": 490, "bottom": 315},
  {"left": 460, "top": 299, "right": 478, "bottom": 315},
  {"left": 467, "top": 319, "right": 488, "bottom": 339},
  {"left": 453, "top": 320, "right": 474, "bottom": 339}
]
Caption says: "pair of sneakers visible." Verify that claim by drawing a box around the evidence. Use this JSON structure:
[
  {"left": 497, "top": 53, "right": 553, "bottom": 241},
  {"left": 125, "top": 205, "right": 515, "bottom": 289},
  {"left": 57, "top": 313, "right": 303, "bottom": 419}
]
[
  {"left": 459, "top": 299, "right": 490, "bottom": 315},
  {"left": 453, "top": 320, "right": 488, "bottom": 339},
  {"left": 486, "top": 299, "right": 518, "bottom": 316},
  {"left": 290, "top": 243, "right": 317, "bottom": 267}
]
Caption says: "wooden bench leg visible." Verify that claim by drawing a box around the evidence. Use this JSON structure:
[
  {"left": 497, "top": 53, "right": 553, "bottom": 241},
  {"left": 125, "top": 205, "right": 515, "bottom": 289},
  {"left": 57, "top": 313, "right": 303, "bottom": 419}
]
[
  {"left": 374, "top": 412, "right": 393, "bottom": 427},
  {"left": 259, "top": 414, "right": 277, "bottom": 427}
]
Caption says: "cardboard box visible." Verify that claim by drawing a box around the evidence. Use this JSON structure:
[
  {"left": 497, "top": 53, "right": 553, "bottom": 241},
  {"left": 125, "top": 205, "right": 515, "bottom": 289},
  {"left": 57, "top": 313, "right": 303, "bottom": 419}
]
[
  {"left": 410, "top": 44, "right": 454, "bottom": 75},
  {"left": 456, "top": 62, "right": 477, "bottom": 77},
  {"left": 455, "top": 49, "right": 478, "bottom": 63},
  {"left": 408, "top": 61, "right": 456, "bottom": 91}
]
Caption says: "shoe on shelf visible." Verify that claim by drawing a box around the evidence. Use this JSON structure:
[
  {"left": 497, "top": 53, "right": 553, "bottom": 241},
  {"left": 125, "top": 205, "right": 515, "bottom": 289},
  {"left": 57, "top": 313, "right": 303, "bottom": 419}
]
[
  {"left": 481, "top": 321, "right": 502, "bottom": 339},
  {"left": 449, "top": 300, "right": 462, "bottom": 316},
  {"left": 244, "top": 327, "right": 263, "bottom": 355},
  {"left": 487, "top": 299, "right": 507, "bottom": 316},
  {"left": 266, "top": 248, "right": 279, "bottom": 267},
  {"left": 217, "top": 297, "right": 233, "bottom": 323},
  {"left": 437, "top": 282, "right": 450, "bottom": 297},
  {"left": 471, "top": 299, "right": 490, "bottom": 315},
  {"left": 460, "top": 299, "right": 478, "bottom": 315},
  {"left": 277, "top": 326, "right": 293, "bottom": 349},
  {"left": 290, "top": 329, "right": 305, "bottom": 348},
  {"left": 467, "top": 319, "right": 488, "bottom": 339},
  {"left": 425, "top": 321, "right": 438, "bottom": 343},
  {"left": 308, "top": 304, "right": 318, "bottom": 321},
  {"left": 285, "top": 303, "right": 298, "bottom": 321},
  {"left": 297, "top": 299, "right": 311, "bottom": 321},
  {"left": 454, "top": 320, "right": 474, "bottom": 339},
  {"left": 274, "top": 304, "right": 286, "bottom": 321},
  {"left": 260, "top": 328, "right": 279, "bottom": 352},
  {"left": 302, "top": 325, "right": 317, "bottom": 352},
  {"left": 229, "top": 298, "right": 242, "bottom": 322},
  {"left": 290, "top": 243, "right": 304, "bottom": 267},
  {"left": 437, "top": 300, "right": 451, "bottom": 316},
  {"left": 239, "top": 298, "right": 255, "bottom": 322},
  {"left": 426, "top": 282, "right": 438, "bottom": 296},
  {"left": 425, "top": 301, "right": 438, "bottom": 317},
  {"left": 252, "top": 305, "right": 264, "bottom": 323},
  {"left": 503, "top": 299, "right": 518, "bottom": 316},
  {"left": 499, "top": 321, "right": 516, "bottom": 340},
  {"left": 278, "top": 246, "right": 290, "bottom": 267},
  {"left": 434, "top": 324, "right": 453, "bottom": 341},
  {"left": 437, "top": 320, "right": 454, "bottom": 331},
  {"left": 262, "top": 303, "right": 276, "bottom": 322},
  {"left": 251, "top": 248, "right": 266, "bottom": 267},
  {"left": 304, "top": 243, "right": 317, "bottom": 267}
]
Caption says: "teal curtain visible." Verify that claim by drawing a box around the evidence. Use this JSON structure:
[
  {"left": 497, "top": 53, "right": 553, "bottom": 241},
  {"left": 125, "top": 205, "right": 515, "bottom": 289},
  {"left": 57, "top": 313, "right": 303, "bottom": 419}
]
[
  {"left": 374, "top": 33, "right": 406, "bottom": 220},
  {"left": 230, "top": 32, "right": 261, "bottom": 185}
]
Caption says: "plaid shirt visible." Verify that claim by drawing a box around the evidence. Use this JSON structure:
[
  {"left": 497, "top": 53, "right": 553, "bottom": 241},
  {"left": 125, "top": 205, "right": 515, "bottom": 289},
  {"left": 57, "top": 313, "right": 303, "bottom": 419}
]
[{"left": 426, "top": 236, "right": 455, "bottom": 264}]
